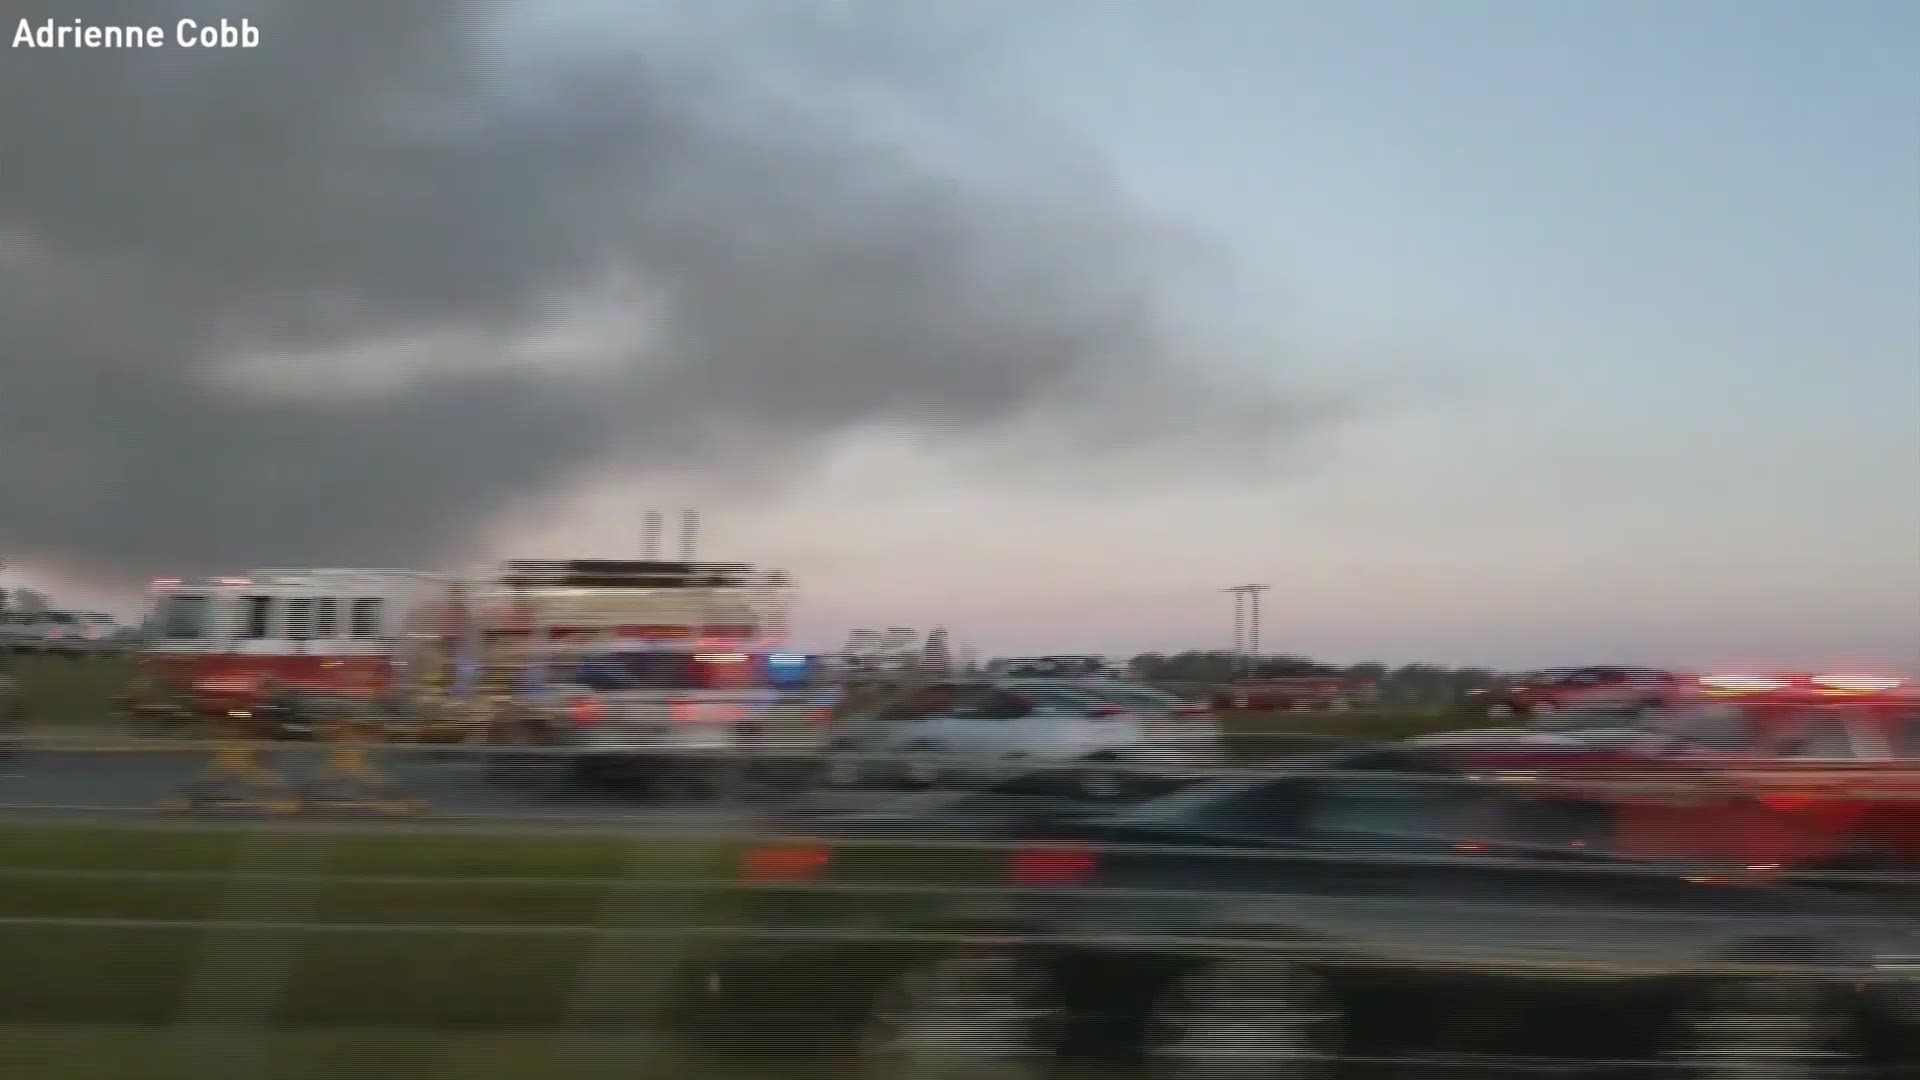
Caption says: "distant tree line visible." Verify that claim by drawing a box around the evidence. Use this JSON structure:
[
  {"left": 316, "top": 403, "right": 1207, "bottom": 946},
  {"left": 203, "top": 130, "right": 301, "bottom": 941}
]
[{"left": 1128, "top": 651, "right": 1503, "bottom": 709}]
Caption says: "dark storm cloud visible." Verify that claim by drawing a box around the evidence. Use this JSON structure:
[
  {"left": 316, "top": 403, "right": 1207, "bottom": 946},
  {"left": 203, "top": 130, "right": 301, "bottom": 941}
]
[{"left": 0, "top": 0, "right": 1338, "bottom": 579}]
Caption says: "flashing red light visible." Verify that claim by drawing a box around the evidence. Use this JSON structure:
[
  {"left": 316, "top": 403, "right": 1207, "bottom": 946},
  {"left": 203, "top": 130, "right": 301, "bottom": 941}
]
[
  {"left": 1697, "top": 672, "right": 1908, "bottom": 699},
  {"left": 739, "top": 841, "right": 831, "bottom": 883},
  {"left": 1810, "top": 674, "right": 1905, "bottom": 695},
  {"left": 567, "top": 696, "right": 604, "bottom": 726},
  {"left": 1698, "top": 675, "right": 1790, "bottom": 695},
  {"left": 671, "top": 700, "right": 743, "bottom": 724},
  {"left": 1005, "top": 842, "right": 1099, "bottom": 888}
]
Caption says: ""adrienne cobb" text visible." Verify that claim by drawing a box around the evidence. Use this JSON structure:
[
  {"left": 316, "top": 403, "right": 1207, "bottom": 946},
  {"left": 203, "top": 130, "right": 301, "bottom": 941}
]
[{"left": 13, "top": 18, "right": 261, "bottom": 49}]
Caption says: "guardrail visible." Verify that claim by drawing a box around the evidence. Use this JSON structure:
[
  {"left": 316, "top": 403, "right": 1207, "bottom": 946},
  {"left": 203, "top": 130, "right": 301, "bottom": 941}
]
[{"left": 0, "top": 795, "right": 1912, "bottom": 1080}]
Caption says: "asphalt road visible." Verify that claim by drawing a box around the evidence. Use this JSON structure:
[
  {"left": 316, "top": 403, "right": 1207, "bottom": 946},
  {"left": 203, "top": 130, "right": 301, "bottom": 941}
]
[{"left": 0, "top": 741, "right": 882, "bottom": 829}]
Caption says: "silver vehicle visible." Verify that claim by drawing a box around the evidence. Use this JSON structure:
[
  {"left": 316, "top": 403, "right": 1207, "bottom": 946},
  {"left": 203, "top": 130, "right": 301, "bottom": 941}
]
[
  {"left": 0, "top": 611, "right": 127, "bottom": 656},
  {"left": 821, "top": 676, "right": 1223, "bottom": 787},
  {"left": 53, "top": 612, "right": 126, "bottom": 656},
  {"left": 0, "top": 668, "right": 19, "bottom": 744},
  {"left": 0, "top": 614, "right": 34, "bottom": 652},
  {"left": 491, "top": 646, "right": 837, "bottom": 783}
]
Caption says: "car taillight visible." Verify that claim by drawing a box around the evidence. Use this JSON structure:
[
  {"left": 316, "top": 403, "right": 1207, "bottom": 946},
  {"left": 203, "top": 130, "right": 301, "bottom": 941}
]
[
  {"left": 739, "top": 841, "right": 832, "bottom": 883},
  {"left": 567, "top": 696, "right": 603, "bottom": 726},
  {"left": 1005, "top": 842, "right": 1098, "bottom": 887},
  {"left": 1086, "top": 705, "right": 1128, "bottom": 718},
  {"left": 1758, "top": 791, "right": 1817, "bottom": 813}
]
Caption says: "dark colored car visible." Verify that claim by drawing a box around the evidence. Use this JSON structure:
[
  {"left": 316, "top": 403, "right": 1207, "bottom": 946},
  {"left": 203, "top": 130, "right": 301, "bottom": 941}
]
[{"left": 676, "top": 747, "right": 1920, "bottom": 1077}]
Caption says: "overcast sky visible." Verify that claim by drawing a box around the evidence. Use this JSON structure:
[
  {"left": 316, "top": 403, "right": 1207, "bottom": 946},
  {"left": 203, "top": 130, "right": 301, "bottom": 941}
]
[{"left": 1, "top": 0, "right": 1915, "bottom": 669}]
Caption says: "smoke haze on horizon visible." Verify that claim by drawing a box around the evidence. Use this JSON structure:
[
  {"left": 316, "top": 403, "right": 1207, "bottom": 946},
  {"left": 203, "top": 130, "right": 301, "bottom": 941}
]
[{"left": 0, "top": 0, "right": 1340, "bottom": 585}]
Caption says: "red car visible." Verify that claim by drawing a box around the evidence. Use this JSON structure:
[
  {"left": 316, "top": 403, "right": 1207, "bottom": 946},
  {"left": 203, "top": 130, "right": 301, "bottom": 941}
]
[
  {"left": 1211, "top": 675, "right": 1376, "bottom": 712},
  {"left": 1420, "top": 672, "right": 1920, "bottom": 878},
  {"left": 1463, "top": 666, "right": 1677, "bottom": 720}
]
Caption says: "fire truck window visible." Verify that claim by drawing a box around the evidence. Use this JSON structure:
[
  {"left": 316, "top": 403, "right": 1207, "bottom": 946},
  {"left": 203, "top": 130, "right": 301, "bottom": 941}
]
[
  {"left": 313, "top": 598, "right": 339, "bottom": 639},
  {"left": 284, "top": 598, "right": 314, "bottom": 641},
  {"left": 242, "top": 596, "right": 273, "bottom": 641},
  {"left": 1772, "top": 713, "right": 1858, "bottom": 759},
  {"left": 349, "top": 598, "right": 384, "bottom": 640},
  {"left": 1649, "top": 704, "right": 1754, "bottom": 753},
  {"left": 1890, "top": 712, "right": 1920, "bottom": 759},
  {"left": 158, "top": 595, "right": 210, "bottom": 640}
]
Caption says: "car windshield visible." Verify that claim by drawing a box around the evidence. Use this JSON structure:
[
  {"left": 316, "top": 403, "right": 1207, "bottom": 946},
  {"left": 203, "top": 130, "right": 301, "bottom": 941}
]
[
  {"left": 1016, "top": 685, "right": 1115, "bottom": 711},
  {"left": 1536, "top": 705, "right": 1646, "bottom": 731},
  {"left": 974, "top": 763, "right": 1194, "bottom": 803},
  {"left": 1890, "top": 710, "right": 1920, "bottom": 759},
  {"left": 1087, "top": 683, "right": 1189, "bottom": 709},
  {"left": 1114, "top": 775, "right": 1271, "bottom": 822},
  {"left": 1569, "top": 727, "right": 1663, "bottom": 749}
]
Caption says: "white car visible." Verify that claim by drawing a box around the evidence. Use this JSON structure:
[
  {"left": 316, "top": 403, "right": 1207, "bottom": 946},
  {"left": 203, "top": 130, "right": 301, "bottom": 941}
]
[
  {"left": 822, "top": 676, "right": 1223, "bottom": 787},
  {"left": 29, "top": 612, "right": 126, "bottom": 656}
]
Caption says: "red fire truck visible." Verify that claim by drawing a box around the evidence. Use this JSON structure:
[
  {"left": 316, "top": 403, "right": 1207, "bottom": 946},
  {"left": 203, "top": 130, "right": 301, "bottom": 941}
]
[
  {"left": 1417, "top": 671, "right": 1920, "bottom": 878},
  {"left": 477, "top": 559, "right": 836, "bottom": 785},
  {"left": 132, "top": 560, "right": 821, "bottom": 758},
  {"left": 134, "top": 569, "right": 459, "bottom": 735}
]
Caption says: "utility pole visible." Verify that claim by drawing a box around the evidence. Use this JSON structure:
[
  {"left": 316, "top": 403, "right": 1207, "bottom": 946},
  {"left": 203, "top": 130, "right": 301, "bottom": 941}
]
[
  {"left": 640, "top": 511, "right": 663, "bottom": 560},
  {"left": 677, "top": 510, "right": 700, "bottom": 562},
  {"left": 1223, "top": 584, "right": 1270, "bottom": 677},
  {"left": 1223, "top": 587, "right": 1245, "bottom": 658}
]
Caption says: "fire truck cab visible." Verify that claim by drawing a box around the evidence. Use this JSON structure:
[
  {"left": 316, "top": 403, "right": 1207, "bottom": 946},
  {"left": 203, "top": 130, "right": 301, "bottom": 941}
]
[
  {"left": 138, "top": 569, "right": 452, "bottom": 735},
  {"left": 481, "top": 559, "right": 832, "bottom": 785}
]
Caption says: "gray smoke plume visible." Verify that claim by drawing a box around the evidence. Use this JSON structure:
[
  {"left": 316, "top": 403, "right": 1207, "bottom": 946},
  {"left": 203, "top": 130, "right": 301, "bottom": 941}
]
[{"left": 0, "top": 0, "right": 1340, "bottom": 581}]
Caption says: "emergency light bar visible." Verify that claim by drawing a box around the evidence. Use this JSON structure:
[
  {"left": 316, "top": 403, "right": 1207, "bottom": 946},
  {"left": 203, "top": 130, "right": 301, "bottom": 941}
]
[
  {"left": 1698, "top": 673, "right": 1907, "bottom": 696},
  {"left": 1811, "top": 674, "right": 1906, "bottom": 694},
  {"left": 501, "top": 559, "right": 758, "bottom": 590},
  {"left": 1699, "top": 675, "right": 1790, "bottom": 694}
]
